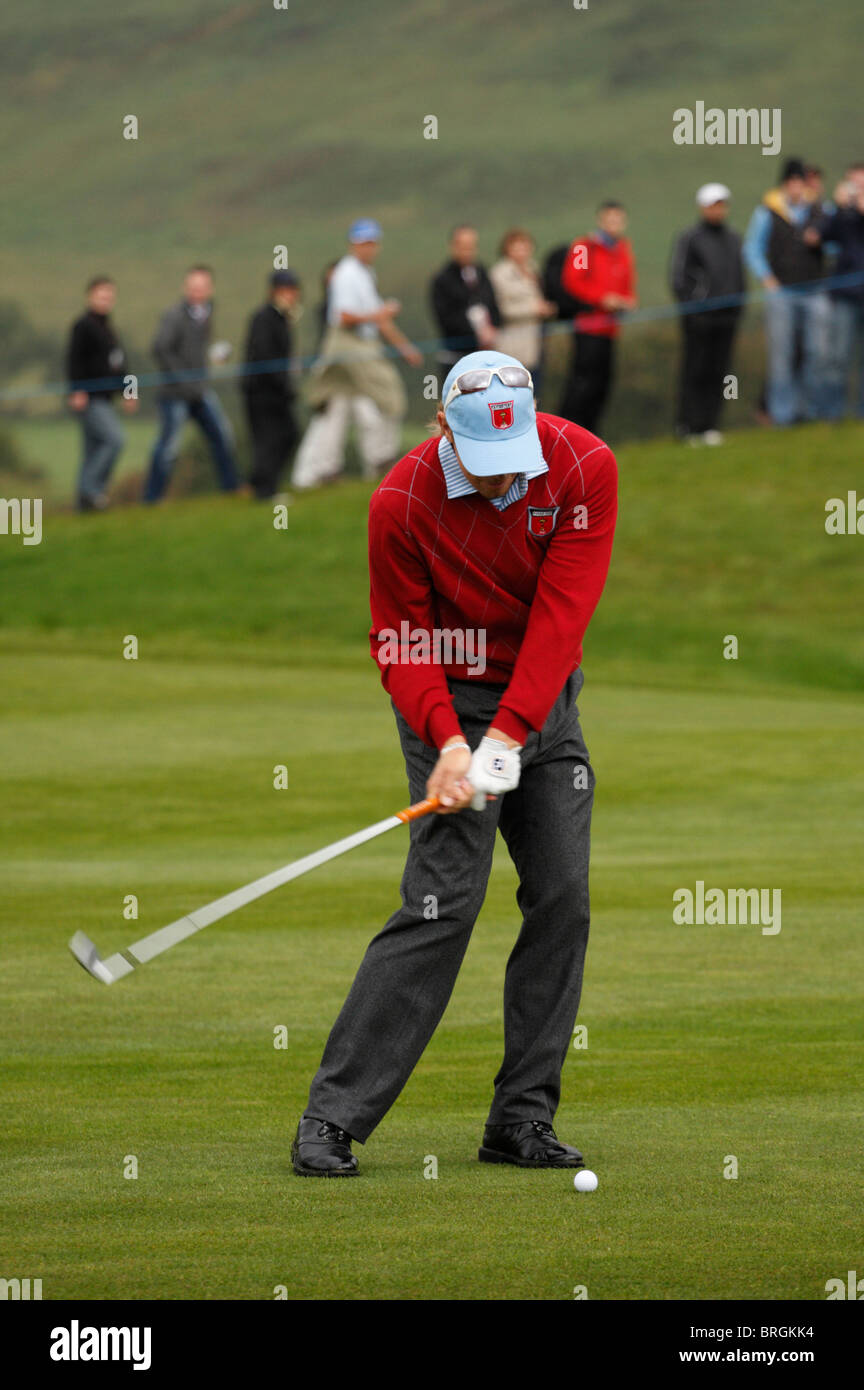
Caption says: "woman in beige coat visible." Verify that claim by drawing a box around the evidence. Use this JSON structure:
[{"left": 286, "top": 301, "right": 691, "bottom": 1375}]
[{"left": 490, "top": 229, "right": 557, "bottom": 403}]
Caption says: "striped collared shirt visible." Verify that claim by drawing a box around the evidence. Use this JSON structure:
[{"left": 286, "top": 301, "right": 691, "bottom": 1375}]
[{"left": 437, "top": 435, "right": 549, "bottom": 511}]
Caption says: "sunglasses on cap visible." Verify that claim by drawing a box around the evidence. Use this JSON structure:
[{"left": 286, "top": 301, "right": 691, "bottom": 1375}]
[{"left": 443, "top": 364, "right": 534, "bottom": 411}]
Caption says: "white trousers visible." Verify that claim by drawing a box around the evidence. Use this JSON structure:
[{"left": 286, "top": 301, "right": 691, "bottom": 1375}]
[{"left": 292, "top": 394, "right": 400, "bottom": 488}]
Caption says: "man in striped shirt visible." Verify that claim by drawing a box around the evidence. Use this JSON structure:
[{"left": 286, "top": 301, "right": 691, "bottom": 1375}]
[{"left": 293, "top": 350, "right": 618, "bottom": 1178}]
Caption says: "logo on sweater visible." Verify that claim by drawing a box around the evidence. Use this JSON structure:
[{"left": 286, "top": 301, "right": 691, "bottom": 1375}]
[
  {"left": 527, "top": 505, "right": 559, "bottom": 537},
  {"left": 488, "top": 400, "right": 514, "bottom": 430}
]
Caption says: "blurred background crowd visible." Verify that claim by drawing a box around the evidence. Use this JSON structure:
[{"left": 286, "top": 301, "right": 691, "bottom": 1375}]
[{"left": 24, "top": 155, "right": 864, "bottom": 507}]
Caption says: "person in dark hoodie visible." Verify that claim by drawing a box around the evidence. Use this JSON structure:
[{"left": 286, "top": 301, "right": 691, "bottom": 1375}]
[
  {"left": 744, "top": 158, "right": 830, "bottom": 424},
  {"left": 430, "top": 225, "right": 501, "bottom": 374},
  {"left": 241, "top": 270, "right": 302, "bottom": 499},
  {"left": 815, "top": 163, "right": 864, "bottom": 418},
  {"left": 669, "top": 183, "right": 745, "bottom": 444},
  {"left": 66, "top": 276, "right": 136, "bottom": 511},
  {"left": 144, "top": 266, "right": 239, "bottom": 503}
]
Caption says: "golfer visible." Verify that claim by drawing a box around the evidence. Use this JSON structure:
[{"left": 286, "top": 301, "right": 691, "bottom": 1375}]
[{"left": 293, "top": 350, "right": 618, "bottom": 1176}]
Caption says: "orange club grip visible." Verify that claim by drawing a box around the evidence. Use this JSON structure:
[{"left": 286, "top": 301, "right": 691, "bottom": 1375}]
[{"left": 395, "top": 795, "right": 441, "bottom": 823}]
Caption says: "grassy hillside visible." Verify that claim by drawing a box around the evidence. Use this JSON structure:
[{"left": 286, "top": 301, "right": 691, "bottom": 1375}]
[
  {"left": 0, "top": 0, "right": 860, "bottom": 364},
  {"left": 1, "top": 428, "right": 862, "bottom": 1299},
  {"left": 2, "top": 423, "right": 863, "bottom": 692}
]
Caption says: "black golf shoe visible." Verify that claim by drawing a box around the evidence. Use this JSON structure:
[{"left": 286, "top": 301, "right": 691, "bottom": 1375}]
[
  {"left": 292, "top": 1117, "right": 359, "bottom": 1177},
  {"left": 479, "top": 1119, "right": 584, "bottom": 1169}
]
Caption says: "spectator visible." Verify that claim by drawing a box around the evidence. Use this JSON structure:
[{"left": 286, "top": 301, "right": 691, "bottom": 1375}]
[
  {"left": 541, "top": 240, "right": 588, "bottom": 325},
  {"left": 804, "top": 164, "right": 829, "bottom": 212},
  {"left": 430, "top": 224, "right": 501, "bottom": 373},
  {"left": 669, "top": 183, "right": 745, "bottom": 444},
  {"left": 292, "top": 220, "right": 421, "bottom": 489},
  {"left": 144, "top": 266, "right": 239, "bottom": 503},
  {"left": 315, "top": 261, "right": 339, "bottom": 351},
  {"left": 489, "top": 229, "right": 556, "bottom": 402},
  {"left": 241, "top": 270, "right": 301, "bottom": 500},
  {"left": 743, "top": 158, "right": 831, "bottom": 425},
  {"left": 818, "top": 163, "right": 864, "bottom": 418},
  {"left": 66, "top": 276, "right": 136, "bottom": 511},
  {"left": 558, "top": 200, "right": 638, "bottom": 434},
  {"left": 753, "top": 161, "right": 832, "bottom": 426}
]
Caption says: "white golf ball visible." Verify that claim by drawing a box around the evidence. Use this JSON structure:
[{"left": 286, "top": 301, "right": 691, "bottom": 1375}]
[{"left": 573, "top": 1169, "right": 598, "bottom": 1192}]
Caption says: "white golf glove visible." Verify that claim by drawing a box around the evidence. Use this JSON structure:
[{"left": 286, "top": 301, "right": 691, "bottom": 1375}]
[{"left": 468, "top": 737, "right": 522, "bottom": 811}]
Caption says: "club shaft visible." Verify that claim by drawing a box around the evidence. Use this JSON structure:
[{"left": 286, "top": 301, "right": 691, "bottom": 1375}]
[
  {"left": 106, "top": 796, "right": 440, "bottom": 972},
  {"left": 123, "top": 814, "right": 403, "bottom": 965}
]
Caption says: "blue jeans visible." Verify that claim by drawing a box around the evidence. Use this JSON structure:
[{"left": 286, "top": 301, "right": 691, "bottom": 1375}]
[
  {"left": 145, "top": 391, "right": 239, "bottom": 502},
  {"left": 824, "top": 298, "right": 864, "bottom": 420},
  {"left": 77, "top": 398, "right": 125, "bottom": 504},
  {"left": 764, "top": 289, "right": 832, "bottom": 424}
]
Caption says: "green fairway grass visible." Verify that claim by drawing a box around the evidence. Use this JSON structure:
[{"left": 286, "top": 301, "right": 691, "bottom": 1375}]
[
  {"left": 0, "top": 413, "right": 432, "bottom": 511},
  {"left": 1, "top": 426, "right": 862, "bottom": 1299},
  {"left": 0, "top": 416, "right": 157, "bottom": 507}
]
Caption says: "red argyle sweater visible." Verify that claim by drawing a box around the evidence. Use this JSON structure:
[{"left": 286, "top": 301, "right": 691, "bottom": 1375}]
[{"left": 368, "top": 412, "right": 618, "bottom": 748}]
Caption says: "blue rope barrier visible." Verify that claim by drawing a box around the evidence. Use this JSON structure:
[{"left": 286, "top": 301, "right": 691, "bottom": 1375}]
[{"left": 1, "top": 270, "right": 862, "bottom": 404}]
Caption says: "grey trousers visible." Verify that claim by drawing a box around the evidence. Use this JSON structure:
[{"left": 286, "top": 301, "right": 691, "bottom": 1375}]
[
  {"left": 304, "top": 670, "right": 595, "bottom": 1143},
  {"left": 78, "top": 398, "right": 125, "bottom": 503}
]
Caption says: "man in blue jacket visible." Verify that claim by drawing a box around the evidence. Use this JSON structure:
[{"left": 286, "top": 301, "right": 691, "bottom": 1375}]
[{"left": 744, "top": 158, "right": 830, "bottom": 425}]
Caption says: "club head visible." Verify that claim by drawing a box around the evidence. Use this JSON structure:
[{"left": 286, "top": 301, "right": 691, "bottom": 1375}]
[{"left": 69, "top": 931, "right": 120, "bottom": 985}]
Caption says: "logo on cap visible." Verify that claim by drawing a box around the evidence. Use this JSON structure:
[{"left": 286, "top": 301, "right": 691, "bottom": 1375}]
[
  {"left": 488, "top": 400, "right": 514, "bottom": 431},
  {"left": 527, "top": 506, "right": 560, "bottom": 537}
]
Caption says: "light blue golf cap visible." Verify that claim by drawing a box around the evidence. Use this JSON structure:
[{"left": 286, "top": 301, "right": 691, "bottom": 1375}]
[
  {"left": 442, "top": 350, "right": 541, "bottom": 477},
  {"left": 348, "top": 217, "right": 382, "bottom": 243}
]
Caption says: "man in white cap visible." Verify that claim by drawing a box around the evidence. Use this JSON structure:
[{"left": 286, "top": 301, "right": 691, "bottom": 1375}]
[
  {"left": 293, "top": 350, "right": 617, "bottom": 1177},
  {"left": 293, "top": 218, "right": 422, "bottom": 488},
  {"left": 669, "top": 183, "right": 745, "bottom": 444}
]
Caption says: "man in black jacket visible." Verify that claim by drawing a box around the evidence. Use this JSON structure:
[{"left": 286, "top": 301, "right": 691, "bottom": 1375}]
[
  {"left": 242, "top": 270, "right": 301, "bottom": 498},
  {"left": 817, "top": 163, "right": 864, "bottom": 419},
  {"left": 430, "top": 225, "right": 501, "bottom": 373},
  {"left": 670, "top": 184, "right": 745, "bottom": 443},
  {"left": 66, "top": 276, "right": 136, "bottom": 510}
]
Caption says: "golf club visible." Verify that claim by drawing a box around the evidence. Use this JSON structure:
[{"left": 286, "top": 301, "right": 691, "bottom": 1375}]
[{"left": 69, "top": 793, "right": 440, "bottom": 985}]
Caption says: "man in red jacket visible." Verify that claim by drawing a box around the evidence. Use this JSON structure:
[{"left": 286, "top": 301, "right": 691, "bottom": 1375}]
[
  {"left": 292, "top": 350, "right": 617, "bottom": 1178},
  {"left": 559, "top": 200, "right": 638, "bottom": 432}
]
